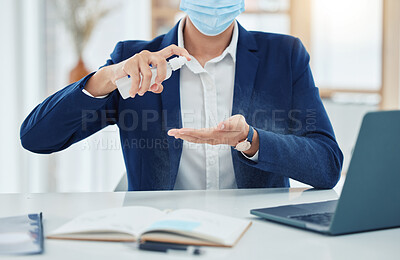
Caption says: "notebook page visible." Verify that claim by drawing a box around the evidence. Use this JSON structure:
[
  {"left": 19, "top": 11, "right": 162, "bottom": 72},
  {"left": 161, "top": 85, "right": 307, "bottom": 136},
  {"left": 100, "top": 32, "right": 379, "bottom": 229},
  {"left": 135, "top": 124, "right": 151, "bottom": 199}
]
[
  {"left": 48, "top": 206, "right": 165, "bottom": 239},
  {"left": 142, "top": 209, "right": 251, "bottom": 246}
]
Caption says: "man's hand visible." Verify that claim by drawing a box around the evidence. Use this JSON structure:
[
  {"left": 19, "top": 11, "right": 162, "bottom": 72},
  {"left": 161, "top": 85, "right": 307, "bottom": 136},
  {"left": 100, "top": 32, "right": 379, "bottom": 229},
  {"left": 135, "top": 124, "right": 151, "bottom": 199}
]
[
  {"left": 85, "top": 44, "right": 191, "bottom": 97},
  {"left": 167, "top": 115, "right": 260, "bottom": 157}
]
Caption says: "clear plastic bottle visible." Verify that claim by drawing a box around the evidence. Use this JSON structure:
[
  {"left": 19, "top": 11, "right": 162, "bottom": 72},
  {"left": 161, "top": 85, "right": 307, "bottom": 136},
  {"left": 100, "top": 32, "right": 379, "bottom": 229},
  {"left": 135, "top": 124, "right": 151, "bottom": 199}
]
[{"left": 116, "top": 56, "right": 188, "bottom": 99}]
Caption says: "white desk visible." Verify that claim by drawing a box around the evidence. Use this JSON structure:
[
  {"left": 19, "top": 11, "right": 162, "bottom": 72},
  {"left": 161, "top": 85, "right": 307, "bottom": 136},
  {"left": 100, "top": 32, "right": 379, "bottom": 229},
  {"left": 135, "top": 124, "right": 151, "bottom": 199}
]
[{"left": 1, "top": 188, "right": 399, "bottom": 259}]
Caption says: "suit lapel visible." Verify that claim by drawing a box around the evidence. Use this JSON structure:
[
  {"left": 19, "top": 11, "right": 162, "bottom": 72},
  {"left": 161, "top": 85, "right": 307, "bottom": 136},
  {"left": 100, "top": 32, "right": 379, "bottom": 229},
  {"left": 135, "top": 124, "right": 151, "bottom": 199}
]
[
  {"left": 231, "top": 23, "right": 259, "bottom": 116},
  {"left": 231, "top": 23, "right": 260, "bottom": 188},
  {"left": 159, "top": 23, "right": 184, "bottom": 188}
]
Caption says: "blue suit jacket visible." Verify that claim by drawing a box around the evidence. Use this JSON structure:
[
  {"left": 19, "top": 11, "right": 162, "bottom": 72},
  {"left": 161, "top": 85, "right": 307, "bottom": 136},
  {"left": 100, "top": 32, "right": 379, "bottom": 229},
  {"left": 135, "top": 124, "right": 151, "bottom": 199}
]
[{"left": 20, "top": 22, "right": 343, "bottom": 190}]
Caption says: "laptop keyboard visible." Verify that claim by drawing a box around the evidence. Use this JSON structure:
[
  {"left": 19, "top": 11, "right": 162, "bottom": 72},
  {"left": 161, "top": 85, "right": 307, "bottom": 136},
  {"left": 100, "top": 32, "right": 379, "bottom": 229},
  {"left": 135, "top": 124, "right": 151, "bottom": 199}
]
[{"left": 288, "top": 212, "right": 334, "bottom": 226}]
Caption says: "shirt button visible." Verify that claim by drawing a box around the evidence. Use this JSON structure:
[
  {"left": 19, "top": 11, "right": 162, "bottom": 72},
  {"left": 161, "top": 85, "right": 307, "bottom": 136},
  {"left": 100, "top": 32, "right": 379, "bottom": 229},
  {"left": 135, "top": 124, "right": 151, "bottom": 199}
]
[{"left": 208, "top": 158, "right": 216, "bottom": 166}]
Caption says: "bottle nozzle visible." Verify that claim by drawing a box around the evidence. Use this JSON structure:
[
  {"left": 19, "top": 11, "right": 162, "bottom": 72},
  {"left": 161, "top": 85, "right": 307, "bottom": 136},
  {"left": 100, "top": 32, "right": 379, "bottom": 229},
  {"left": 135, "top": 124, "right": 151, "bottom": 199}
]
[{"left": 169, "top": 56, "right": 188, "bottom": 71}]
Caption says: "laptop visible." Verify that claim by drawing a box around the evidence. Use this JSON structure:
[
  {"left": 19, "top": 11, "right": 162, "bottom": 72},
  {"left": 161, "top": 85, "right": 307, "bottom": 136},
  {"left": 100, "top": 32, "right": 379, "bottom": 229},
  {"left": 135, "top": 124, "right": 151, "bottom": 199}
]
[{"left": 251, "top": 111, "right": 400, "bottom": 235}]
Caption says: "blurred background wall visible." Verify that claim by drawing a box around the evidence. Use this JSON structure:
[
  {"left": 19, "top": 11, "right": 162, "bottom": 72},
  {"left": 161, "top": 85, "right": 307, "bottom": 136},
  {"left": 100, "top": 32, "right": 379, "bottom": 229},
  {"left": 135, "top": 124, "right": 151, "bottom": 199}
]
[{"left": 0, "top": 0, "right": 399, "bottom": 193}]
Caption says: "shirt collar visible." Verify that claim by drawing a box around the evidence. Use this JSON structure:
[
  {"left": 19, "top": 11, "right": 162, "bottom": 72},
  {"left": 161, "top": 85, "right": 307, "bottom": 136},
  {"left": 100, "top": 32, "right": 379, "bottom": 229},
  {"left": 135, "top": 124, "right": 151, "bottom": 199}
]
[{"left": 177, "top": 16, "right": 238, "bottom": 64}]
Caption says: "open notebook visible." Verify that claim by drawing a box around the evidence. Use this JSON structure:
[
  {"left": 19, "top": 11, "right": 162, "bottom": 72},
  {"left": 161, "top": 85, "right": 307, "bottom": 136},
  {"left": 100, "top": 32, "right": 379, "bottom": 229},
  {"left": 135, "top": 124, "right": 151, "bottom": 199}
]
[{"left": 47, "top": 206, "right": 252, "bottom": 247}]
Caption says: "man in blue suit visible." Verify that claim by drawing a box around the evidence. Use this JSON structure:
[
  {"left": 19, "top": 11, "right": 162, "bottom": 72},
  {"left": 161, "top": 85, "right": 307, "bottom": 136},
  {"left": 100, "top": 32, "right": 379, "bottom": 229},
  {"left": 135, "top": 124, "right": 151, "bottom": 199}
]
[{"left": 20, "top": 0, "right": 343, "bottom": 191}]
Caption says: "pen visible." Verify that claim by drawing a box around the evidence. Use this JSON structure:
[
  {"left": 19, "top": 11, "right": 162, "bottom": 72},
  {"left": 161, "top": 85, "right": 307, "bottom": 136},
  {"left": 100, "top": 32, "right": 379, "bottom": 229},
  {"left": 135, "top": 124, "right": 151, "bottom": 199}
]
[{"left": 138, "top": 241, "right": 204, "bottom": 255}]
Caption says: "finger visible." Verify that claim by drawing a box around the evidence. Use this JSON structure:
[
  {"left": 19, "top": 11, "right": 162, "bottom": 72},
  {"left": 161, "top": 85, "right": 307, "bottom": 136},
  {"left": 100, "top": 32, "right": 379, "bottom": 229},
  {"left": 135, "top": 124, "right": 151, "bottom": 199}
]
[
  {"left": 217, "top": 121, "right": 226, "bottom": 131},
  {"left": 123, "top": 58, "right": 140, "bottom": 97},
  {"left": 176, "top": 134, "right": 223, "bottom": 145},
  {"left": 137, "top": 56, "right": 153, "bottom": 96},
  {"left": 149, "top": 57, "right": 167, "bottom": 84},
  {"left": 219, "top": 116, "right": 246, "bottom": 133},
  {"left": 177, "top": 124, "right": 240, "bottom": 146},
  {"left": 112, "top": 61, "right": 129, "bottom": 84},
  {"left": 217, "top": 122, "right": 242, "bottom": 134},
  {"left": 170, "top": 128, "right": 227, "bottom": 145},
  {"left": 228, "top": 114, "right": 247, "bottom": 128},
  {"left": 168, "top": 128, "right": 200, "bottom": 137},
  {"left": 151, "top": 83, "right": 163, "bottom": 94},
  {"left": 149, "top": 83, "right": 158, "bottom": 92},
  {"left": 177, "top": 127, "right": 217, "bottom": 140},
  {"left": 167, "top": 129, "right": 179, "bottom": 136},
  {"left": 175, "top": 134, "right": 208, "bottom": 144},
  {"left": 157, "top": 44, "right": 191, "bottom": 61}
]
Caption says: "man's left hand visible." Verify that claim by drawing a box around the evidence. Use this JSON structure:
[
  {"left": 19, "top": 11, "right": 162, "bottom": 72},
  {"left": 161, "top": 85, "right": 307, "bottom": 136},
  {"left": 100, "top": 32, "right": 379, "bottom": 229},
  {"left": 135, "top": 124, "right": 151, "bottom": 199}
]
[{"left": 167, "top": 114, "right": 259, "bottom": 157}]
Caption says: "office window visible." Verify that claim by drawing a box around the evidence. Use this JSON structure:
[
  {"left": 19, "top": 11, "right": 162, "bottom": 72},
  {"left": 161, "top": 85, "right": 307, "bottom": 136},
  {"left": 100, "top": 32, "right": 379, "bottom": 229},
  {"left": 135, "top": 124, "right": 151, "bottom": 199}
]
[
  {"left": 237, "top": 0, "right": 290, "bottom": 34},
  {"left": 311, "top": 0, "right": 383, "bottom": 92}
]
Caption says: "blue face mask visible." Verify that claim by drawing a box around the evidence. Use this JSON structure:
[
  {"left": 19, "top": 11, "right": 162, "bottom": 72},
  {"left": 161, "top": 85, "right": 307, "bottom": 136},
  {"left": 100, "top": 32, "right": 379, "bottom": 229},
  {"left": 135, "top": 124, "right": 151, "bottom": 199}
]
[{"left": 180, "top": 0, "right": 245, "bottom": 36}]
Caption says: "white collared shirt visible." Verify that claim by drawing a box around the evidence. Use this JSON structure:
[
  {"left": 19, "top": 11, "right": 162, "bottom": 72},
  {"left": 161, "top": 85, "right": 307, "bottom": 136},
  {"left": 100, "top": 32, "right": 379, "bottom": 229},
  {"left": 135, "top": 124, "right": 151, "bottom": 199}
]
[
  {"left": 174, "top": 18, "right": 257, "bottom": 190},
  {"left": 83, "top": 18, "right": 258, "bottom": 190}
]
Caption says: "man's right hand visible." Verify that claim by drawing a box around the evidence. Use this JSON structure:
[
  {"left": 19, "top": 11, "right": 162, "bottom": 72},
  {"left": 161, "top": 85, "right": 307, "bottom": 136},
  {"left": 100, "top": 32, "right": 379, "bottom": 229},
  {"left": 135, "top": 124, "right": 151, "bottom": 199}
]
[{"left": 84, "top": 44, "right": 191, "bottom": 98}]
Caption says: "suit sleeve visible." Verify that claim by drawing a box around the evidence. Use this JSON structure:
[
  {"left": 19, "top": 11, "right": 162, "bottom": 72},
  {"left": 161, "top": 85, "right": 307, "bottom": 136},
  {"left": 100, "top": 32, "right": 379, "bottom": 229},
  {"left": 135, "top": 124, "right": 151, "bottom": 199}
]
[
  {"left": 20, "top": 42, "right": 124, "bottom": 154},
  {"left": 235, "top": 38, "right": 344, "bottom": 189}
]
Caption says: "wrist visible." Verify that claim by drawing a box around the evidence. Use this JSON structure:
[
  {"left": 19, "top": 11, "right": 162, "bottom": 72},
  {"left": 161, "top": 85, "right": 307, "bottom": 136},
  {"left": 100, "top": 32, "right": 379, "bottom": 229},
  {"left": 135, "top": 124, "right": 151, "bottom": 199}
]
[
  {"left": 234, "top": 123, "right": 257, "bottom": 153},
  {"left": 243, "top": 128, "right": 259, "bottom": 157},
  {"left": 84, "top": 66, "right": 116, "bottom": 97},
  {"left": 241, "top": 123, "right": 250, "bottom": 142}
]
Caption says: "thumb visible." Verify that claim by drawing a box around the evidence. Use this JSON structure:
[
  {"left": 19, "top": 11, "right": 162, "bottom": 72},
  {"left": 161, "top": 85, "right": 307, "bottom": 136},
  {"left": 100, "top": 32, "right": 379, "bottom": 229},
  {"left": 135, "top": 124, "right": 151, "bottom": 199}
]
[
  {"left": 111, "top": 61, "right": 129, "bottom": 84},
  {"left": 217, "top": 119, "right": 231, "bottom": 131}
]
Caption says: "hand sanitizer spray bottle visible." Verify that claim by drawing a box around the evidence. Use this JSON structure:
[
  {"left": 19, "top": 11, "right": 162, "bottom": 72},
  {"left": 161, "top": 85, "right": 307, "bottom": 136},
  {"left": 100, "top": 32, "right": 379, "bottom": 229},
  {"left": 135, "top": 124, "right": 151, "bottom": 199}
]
[{"left": 116, "top": 56, "right": 188, "bottom": 99}]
